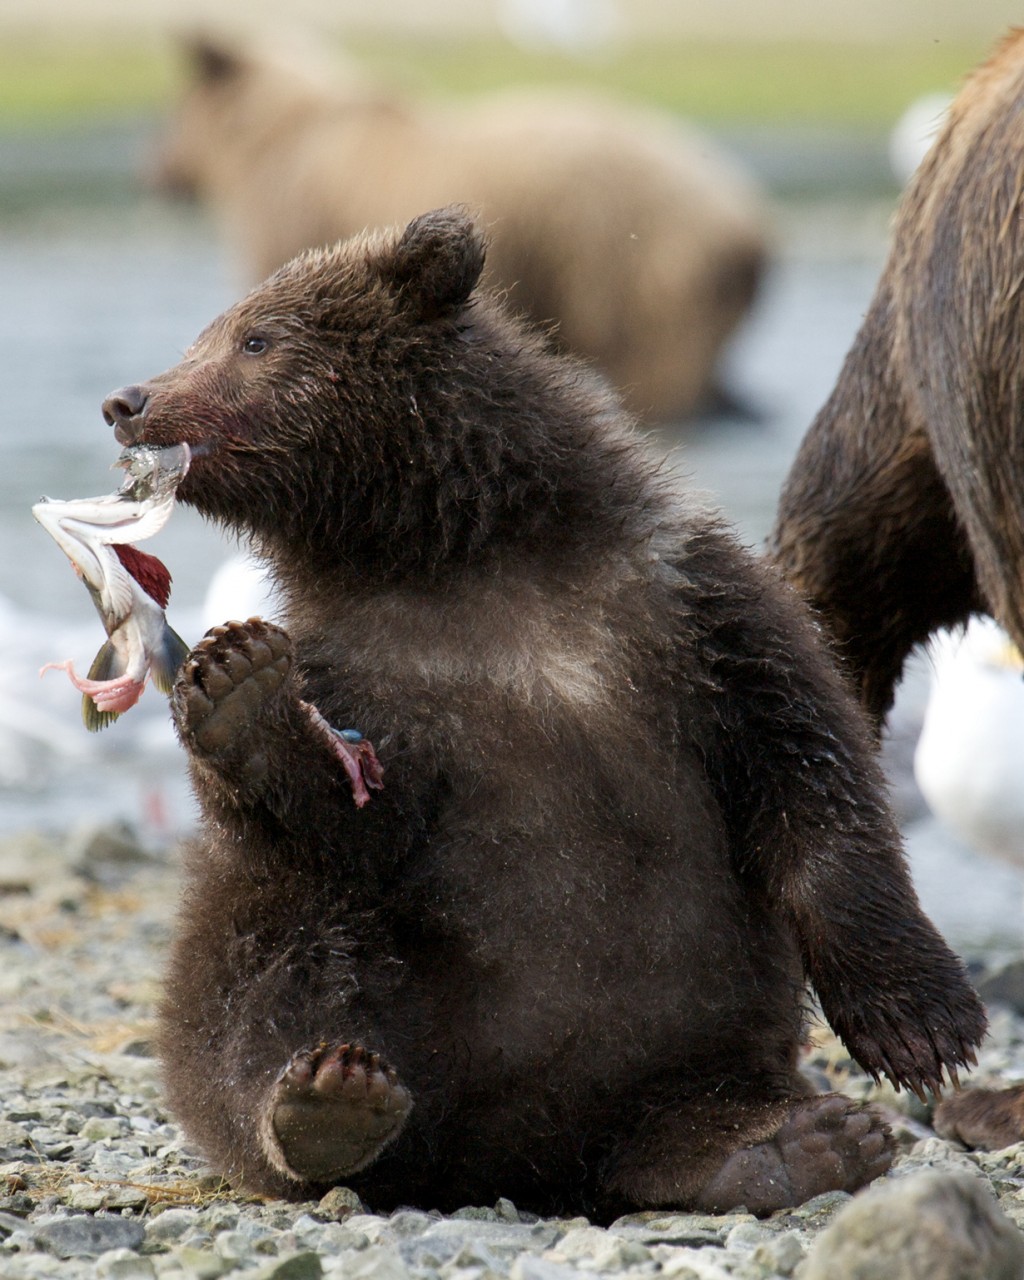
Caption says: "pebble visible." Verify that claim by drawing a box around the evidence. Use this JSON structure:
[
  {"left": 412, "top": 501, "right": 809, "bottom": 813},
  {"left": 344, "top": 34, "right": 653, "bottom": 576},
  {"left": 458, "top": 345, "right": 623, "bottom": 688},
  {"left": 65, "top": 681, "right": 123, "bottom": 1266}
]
[
  {"left": 1, "top": 825, "right": 1024, "bottom": 1280},
  {"left": 31, "top": 1214, "right": 146, "bottom": 1259},
  {"left": 801, "top": 1168, "right": 1024, "bottom": 1280}
]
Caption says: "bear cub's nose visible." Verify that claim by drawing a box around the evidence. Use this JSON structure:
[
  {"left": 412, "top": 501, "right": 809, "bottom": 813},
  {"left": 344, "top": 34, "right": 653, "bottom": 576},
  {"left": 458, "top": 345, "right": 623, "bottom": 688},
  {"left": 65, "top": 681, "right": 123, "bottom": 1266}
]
[{"left": 102, "top": 385, "right": 150, "bottom": 444}]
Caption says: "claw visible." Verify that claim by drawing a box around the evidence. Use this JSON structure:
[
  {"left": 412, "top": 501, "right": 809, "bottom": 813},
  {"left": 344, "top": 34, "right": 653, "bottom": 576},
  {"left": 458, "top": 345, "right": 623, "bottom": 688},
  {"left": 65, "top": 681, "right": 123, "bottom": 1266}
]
[{"left": 909, "top": 1080, "right": 929, "bottom": 1105}]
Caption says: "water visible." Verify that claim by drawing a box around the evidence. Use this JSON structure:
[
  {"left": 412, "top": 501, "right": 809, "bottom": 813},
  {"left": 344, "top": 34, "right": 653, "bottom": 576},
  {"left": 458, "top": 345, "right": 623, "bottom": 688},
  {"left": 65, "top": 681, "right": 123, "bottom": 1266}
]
[{"left": 1, "top": 136, "right": 1020, "bottom": 955}]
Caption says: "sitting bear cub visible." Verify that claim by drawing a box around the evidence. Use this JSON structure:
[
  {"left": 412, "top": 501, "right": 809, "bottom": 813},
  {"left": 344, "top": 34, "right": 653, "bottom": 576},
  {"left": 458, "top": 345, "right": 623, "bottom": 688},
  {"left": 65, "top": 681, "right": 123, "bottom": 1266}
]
[{"left": 102, "top": 208, "right": 984, "bottom": 1218}]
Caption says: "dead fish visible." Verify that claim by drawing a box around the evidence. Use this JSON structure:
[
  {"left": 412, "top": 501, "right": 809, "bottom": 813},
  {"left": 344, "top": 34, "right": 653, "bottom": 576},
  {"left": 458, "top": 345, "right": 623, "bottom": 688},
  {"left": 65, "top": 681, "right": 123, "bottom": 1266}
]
[{"left": 33, "top": 444, "right": 191, "bottom": 731}]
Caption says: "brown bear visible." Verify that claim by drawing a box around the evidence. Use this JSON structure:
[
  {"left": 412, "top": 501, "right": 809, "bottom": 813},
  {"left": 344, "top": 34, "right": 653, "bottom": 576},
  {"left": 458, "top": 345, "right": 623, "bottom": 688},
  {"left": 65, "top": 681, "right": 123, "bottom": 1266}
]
[
  {"left": 152, "top": 31, "right": 769, "bottom": 424},
  {"left": 770, "top": 30, "right": 1024, "bottom": 1149},
  {"left": 101, "top": 208, "right": 983, "bottom": 1218},
  {"left": 771, "top": 29, "right": 1024, "bottom": 729}
]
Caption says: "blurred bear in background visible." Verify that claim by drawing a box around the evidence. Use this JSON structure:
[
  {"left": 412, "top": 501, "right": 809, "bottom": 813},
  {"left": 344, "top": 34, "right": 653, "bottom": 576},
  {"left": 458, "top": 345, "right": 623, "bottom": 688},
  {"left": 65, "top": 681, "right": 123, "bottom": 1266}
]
[{"left": 152, "top": 31, "right": 769, "bottom": 424}]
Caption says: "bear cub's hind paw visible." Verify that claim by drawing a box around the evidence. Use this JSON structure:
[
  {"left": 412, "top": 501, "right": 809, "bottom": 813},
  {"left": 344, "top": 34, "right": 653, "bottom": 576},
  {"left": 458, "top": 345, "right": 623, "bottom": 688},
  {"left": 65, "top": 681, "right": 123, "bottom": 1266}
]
[
  {"left": 696, "top": 1094, "right": 893, "bottom": 1215},
  {"left": 262, "top": 1042, "right": 412, "bottom": 1184},
  {"left": 172, "top": 617, "right": 292, "bottom": 768}
]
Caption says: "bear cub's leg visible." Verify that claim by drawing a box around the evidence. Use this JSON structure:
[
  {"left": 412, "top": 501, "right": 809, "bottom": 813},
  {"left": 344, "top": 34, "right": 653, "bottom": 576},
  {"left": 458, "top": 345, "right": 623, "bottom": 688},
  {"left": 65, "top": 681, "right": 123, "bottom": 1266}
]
[
  {"left": 261, "top": 1043, "right": 413, "bottom": 1183},
  {"left": 606, "top": 1092, "right": 893, "bottom": 1216}
]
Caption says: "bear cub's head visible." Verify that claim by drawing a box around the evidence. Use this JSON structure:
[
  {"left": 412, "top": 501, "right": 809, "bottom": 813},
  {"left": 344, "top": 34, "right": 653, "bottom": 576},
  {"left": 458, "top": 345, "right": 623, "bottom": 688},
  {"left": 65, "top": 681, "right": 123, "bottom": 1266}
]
[{"left": 102, "top": 206, "right": 650, "bottom": 581}]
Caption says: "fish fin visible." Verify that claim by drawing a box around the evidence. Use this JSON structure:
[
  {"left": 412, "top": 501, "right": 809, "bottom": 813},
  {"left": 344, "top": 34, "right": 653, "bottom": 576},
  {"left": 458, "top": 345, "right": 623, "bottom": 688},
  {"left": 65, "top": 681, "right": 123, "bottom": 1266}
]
[
  {"left": 82, "top": 641, "right": 124, "bottom": 732},
  {"left": 150, "top": 625, "right": 190, "bottom": 696}
]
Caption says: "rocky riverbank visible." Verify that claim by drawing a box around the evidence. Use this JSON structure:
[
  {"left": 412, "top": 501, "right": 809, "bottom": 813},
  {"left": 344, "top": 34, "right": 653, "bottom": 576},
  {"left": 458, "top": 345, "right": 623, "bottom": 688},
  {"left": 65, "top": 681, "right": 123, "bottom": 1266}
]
[{"left": 2, "top": 825, "right": 1024, "bottom": 1279}]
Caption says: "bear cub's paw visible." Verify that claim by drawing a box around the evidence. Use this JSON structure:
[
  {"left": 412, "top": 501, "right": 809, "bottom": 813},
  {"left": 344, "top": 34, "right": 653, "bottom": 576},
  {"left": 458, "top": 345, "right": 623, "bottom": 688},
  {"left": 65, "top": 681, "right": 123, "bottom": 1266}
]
[
  {"left": 172, "top": 618, "right": 292, "bottom": 772},
  {"left": 262, "top": 1042, "right": 413, "bottom": 1183},
  {"left": 696, "top": 1094, "right": 893, "bottom": 1215},
  {"left": 832, "top": 986, "right": 983, "bottom": 1100}
]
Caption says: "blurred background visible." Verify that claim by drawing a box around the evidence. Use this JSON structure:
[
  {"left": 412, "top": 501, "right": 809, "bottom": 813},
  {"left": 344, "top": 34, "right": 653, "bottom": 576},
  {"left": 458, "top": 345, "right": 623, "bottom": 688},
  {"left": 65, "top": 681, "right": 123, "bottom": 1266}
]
[{"left": 3, "top": 0, "right": 1024, "bottom": 958}]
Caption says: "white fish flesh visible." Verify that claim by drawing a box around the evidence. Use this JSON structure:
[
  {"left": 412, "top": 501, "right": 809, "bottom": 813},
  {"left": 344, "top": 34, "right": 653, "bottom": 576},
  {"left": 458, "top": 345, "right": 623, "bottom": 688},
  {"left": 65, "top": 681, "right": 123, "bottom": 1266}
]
[{"left": 33, "top": 444, "right": 191, "bottom": 730}]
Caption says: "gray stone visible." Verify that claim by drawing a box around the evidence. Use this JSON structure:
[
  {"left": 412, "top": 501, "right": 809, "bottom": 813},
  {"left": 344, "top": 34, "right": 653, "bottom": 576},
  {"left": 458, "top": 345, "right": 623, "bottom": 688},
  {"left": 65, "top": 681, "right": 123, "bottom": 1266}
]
[
  {"left": 801, "top": 1168, "right": 1024, "bottom": 1280},
  {"left": 104, "top": 1186, "right": 151, "bottom": 1211},
  {"left": 384, "top": 1209, "right": 438, "bottom": 1237},
  {"left": 0, "top": 1119, "right": 31, "bottom": 1148},
  {"left": 337, "top": 1213, "right": 392, "bottom": 1246},
  {"left": 204, "top": 1202, "right": 242, "bottom": 1231},
  {"left": 450, "top": 1204, "right": 500, "bottom": 1221},
  {"left": 0, "top": 1192, "right": 33, "bottom": 1216},
  {"left": 511, "top": 1255, "right": 581, "bottom": 1280},
  {"left": 495, "top": 1197, "right": 526, "bottom": 1223},
  {"left": 67, "top": 821, "right": 151, "bottom": 873},
  {"left": 168, "top": 1246, "right": 232, "bottom": 1279},
  {"left": 317, "top": 1186, "right": 365, "bottom": 1221},
  {"left": 320, "top": 1244, "right": 410, "bottom": 1280},
  {"left": 34, "top": 1213, "right": 146, "bottom": 1259},
  {"left": 750, "top": 1229, "right": 805, "bottom": 1275},
  {"left": 96, "top": 1248, "right": 158, "bottom": 1280},
  {"left": 144, "top": 1208, "right": 202, "bottom": 1239},
  {"left": 642, "top": 1246, "right": 732, "bottom": 1280},
  {"left": 0, "top": 1209, "right": 30, "bottom": 1237},
  {"left": 248, "top": 1255, "right": 324, "bottom": 1280},
  {"left": 81, "top": 1115, "right": 129, "bottom": 1141},
  {"left": 547, "top": 1225, "right": 653, "bottom": 1268},
  {"left": 215, "top": 1227, "right": 260, "bottom": 1262},
  {"left": 979, "top": 958, "right": 1024, "bottom": 1014},
  {"left": 610, "top": 1210, "right": 748, "bottom": 1247},
  {"left": 67, "top": 1184, "right": 108, "bottom": 1211},
  {"left": 412, "top": 1217, "right": 560, "bottom": 1264},
  {"left": 724, "top": 1220, "right": 779, "bottom": 1251}
]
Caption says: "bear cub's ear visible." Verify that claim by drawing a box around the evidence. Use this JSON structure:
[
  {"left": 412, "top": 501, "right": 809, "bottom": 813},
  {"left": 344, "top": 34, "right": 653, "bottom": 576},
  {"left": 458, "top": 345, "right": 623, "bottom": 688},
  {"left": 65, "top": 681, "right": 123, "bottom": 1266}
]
[{"left": 379, "top": 207, "right": 487, "bottom": 321}]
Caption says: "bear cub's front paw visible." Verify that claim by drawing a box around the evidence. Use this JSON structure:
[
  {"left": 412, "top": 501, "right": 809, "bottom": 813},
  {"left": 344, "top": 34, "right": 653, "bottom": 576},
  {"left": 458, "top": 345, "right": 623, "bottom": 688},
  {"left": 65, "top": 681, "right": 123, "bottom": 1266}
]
[
  {"left": 172, "top": 618, "right": 292, "bottom": 770},
  {"left": 263, "top": 1042, "right": 412, "bottom": 1184}
]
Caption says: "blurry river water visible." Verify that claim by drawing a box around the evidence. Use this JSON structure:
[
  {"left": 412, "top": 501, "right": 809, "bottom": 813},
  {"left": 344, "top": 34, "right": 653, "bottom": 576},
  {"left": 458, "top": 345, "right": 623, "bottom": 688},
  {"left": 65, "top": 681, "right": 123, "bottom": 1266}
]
[{"left": 1, "top": 120, "right": 1022, "bottom": 959}]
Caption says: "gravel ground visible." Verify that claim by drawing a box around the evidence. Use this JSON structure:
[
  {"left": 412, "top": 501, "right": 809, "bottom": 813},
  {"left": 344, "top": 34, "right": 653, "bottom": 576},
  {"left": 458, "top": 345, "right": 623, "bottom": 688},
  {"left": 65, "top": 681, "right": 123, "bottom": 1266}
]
[{"left": 2, "top": 825, "right": 1024, "bottom": 1279}]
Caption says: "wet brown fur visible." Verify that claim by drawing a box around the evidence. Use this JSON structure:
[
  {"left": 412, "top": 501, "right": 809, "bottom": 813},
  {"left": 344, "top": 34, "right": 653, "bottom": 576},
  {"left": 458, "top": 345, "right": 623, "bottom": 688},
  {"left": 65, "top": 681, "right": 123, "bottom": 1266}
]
[
  {"left": 771, "top": 28, "right": 1024, "bottom": 727},
  {"left": 109, "top": 209, "right": 983, "bottom": 1216},
  {"left": 152, "top": 31, "right": 769, "bottom": 423}
]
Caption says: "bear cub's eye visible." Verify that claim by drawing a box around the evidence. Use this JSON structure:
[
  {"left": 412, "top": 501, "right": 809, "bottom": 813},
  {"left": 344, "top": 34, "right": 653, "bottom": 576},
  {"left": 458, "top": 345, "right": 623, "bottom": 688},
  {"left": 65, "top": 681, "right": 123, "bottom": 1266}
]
[{"left": 242, "top": 335, "right": 269, "bottom": 356}]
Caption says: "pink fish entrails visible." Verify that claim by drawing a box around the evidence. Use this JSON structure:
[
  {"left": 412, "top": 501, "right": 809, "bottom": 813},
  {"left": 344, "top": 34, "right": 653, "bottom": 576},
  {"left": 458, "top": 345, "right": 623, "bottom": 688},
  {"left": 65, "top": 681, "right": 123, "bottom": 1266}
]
[
  {"left": 301, "top": 701, "right": 385, "bottom": 808},
  {"left": 33, "top": 444, "right": 192, "bottom": 731}
]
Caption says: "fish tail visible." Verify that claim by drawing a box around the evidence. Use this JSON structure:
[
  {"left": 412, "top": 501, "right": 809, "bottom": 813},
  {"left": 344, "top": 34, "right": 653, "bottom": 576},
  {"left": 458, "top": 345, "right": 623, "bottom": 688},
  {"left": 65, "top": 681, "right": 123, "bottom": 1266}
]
[
  {"left": 82, "top": 641, "right": 124, "bottom": 732},
  {"left": 150, "top": 624, "right": 190, "bottom": 696}
]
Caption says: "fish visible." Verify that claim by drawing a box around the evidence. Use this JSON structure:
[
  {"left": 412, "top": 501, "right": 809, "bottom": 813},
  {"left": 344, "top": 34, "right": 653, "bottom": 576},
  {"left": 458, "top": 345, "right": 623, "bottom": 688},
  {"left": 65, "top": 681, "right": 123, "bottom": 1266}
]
[{"left": 33, "top": 444, "right": 192, "bottom": 731}]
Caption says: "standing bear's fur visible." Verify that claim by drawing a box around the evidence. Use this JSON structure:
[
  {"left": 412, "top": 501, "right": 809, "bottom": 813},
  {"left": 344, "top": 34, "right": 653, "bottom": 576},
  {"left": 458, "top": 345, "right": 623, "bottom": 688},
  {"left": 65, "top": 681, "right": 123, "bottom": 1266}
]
[
  {"left": 770, "top": 27, "right": 1024, "bottom": 1154},
  {"left": 102, "top": 208, "right": 984, "bottom": 1218},
  {"left": 152, "top": 32, "right": 768, "bottom": 424},
  {"left": 771, "top": 29, "right": 1024, "bottom": 729}
]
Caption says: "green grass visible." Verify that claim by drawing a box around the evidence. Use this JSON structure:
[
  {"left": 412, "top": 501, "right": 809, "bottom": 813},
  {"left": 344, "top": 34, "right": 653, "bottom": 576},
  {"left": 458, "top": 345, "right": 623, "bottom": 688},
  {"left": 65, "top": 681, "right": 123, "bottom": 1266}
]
[
  {"left": 350, "top": 35, "right": 991, "bottom": 128},
  {"left": 0, "top": 42, "right": 175, "bottom": 124},
  {"left": 0, "top": 33, "right": 995, "bottom": 131}
]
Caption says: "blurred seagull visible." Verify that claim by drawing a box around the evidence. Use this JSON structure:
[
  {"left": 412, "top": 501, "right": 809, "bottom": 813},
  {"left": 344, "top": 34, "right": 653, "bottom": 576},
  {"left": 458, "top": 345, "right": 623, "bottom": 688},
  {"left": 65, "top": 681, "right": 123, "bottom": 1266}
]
[
  {"left": 497, "top": 0, "right": 623, "bottom": 56},
  {"left": 914, "top": 617, "right": 1024, "bottom": 866}
]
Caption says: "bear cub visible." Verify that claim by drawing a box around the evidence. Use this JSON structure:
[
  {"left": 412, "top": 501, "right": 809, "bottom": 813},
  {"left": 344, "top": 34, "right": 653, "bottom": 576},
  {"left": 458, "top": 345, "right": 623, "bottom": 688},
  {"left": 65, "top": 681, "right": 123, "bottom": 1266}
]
[{"left": 102, "top": 208, "right": 985, "bottom": 1219}]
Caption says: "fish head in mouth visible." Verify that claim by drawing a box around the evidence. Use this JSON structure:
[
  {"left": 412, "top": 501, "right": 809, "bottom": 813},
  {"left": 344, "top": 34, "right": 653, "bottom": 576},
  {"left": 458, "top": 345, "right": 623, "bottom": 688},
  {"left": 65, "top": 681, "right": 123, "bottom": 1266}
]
[
  {"left": 98, "top": 244, "right": 371, "bottom": 535},
  {"left": 116, "top": 441, "right": 192, "bottom": 505}
]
